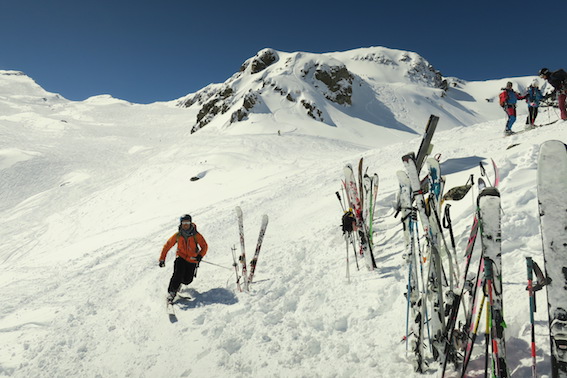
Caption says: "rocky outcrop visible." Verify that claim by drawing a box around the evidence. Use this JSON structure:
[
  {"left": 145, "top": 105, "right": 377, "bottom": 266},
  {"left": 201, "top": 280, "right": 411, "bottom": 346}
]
[
  {"left": 300, "top": 100, "right": 324, "bottom": 121},
  {"left": 240, "top": 48, "right": 278, "bottom": 74},
  {"left": 190, "top": 86, "right": 234, "bottom": 133},
  {"left": 230, "top": 92, "right": 258, "bottom": 123},
  {"left": 400, "top": 53, "right": 444, "bottom": 88},
  {"left": 313, "top": 64, "right": 353, "bottom": 105}
]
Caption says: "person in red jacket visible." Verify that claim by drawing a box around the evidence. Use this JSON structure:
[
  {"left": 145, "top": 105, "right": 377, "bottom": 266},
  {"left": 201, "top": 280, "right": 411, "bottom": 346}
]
[
  {"left": 159, "top": 214, "right": 208, "bottom": 303},
  {"left": 499, "top": 82, "right": 526, "bottom": 135}
]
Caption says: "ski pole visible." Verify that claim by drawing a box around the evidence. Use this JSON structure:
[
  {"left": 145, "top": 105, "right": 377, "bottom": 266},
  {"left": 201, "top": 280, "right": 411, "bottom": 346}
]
[
  {"left": 479, "top": 161, "right": 493, "bottom": 187},
  {"left": 461, "top": 291, "right": 486, "bottom": 377},
  {"left": 526, "top": 257, "right": 537, "bottom": 378},
  {"left": 485, "top": 258, "right": 503, "bottom": 378},
  {"left": 199, "top": 259, "right": 232, "bottom": 270},
  {"left": 336, "top": 191, "right": 346, "bottom": 212},
  {"left": 345, "top": 233, "right": 350, "bottom": 283},
  {"left": 405, "top": 260, "right": 412, "bottom": 352},
  {"left": 231, "top": 245, "right": 242, "bottom": 292},
  {"left": 350, "top": 232, "right": 360, "bottom": 271},
  {"left": 485, "top": 286, "right": 491, "bottom": 378}
]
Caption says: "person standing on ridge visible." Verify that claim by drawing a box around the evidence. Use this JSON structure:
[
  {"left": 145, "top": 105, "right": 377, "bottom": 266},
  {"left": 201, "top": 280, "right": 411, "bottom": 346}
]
[
  {"left": 524, "top": 79, "right": 544, "bottom": 126},
  {"left": 539, "top": 67, "right": 567, "bottom": 120},
  {"left": 159, "top": 214, "right": 208, "bottom": 303},
  {"left": 499, "top": 81, "right": 526, "bottom": 135}
]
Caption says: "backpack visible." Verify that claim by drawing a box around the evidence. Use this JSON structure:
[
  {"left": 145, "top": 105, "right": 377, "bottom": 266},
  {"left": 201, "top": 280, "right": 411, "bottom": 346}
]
[
  {"left": 499, "top": 90, "right": 508, "bottom": 107},
  {"left": 341, "top": 211, "right": 356, "bottom": 234}
]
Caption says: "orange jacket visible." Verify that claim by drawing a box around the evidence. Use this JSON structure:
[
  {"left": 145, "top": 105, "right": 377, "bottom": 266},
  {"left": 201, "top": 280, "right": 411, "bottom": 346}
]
[{"left": 160, "top": 228, "right": 208, "bottom": 263}]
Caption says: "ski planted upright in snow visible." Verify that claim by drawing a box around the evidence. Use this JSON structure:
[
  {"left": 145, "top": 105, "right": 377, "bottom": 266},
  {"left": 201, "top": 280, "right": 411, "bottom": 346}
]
[
  {"left": 537, "top": 140, "right": 567, "bottom": 378},
  {"left": 235, "top": 206, "right": 249, "bottom": 291},
  {"left": 397, "top": 170, "right": 424, "bottom": 372},
  {"left": 478, "top": 187, "right": 508, "bottom": 377},
  {"left": 402, "top": 152, "right": 445, "bottom": 361},
  {"left": 248, "top": 214, "right": 269, "bottom": 285},
  {"left": 415, "top": 115, "right": 439, "bottom": 173},
  {"left": 363, "top": 172, "right": 379, "bottom": 246},
  {"left": 343, "top": 163, "right": 376, "bottom": 270}
]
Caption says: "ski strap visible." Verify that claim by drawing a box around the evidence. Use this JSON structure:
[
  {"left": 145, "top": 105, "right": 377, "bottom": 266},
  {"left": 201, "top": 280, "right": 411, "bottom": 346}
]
[{"left": 530, "top": 260, "right": 550, "bottom": 291}]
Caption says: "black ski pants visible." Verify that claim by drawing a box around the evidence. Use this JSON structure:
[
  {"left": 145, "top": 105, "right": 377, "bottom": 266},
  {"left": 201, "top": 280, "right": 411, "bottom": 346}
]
[
  {"left": 167, "top": 257, "right": 198, "bottom": 293},
  {"left": 527, "top": 107, "right": 539, "bottom": 125}
]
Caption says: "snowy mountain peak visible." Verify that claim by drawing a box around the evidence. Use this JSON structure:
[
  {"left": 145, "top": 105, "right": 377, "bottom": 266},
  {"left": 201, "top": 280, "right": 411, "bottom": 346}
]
[
  {"left": 0, "top": 69, "right": 65, "bottom": 107},
  {"left": 175, "top": 46, "right": 464, "bottom": 134},
  {"left": 327, "top": 46, "right": 446, "bottom": 87}
]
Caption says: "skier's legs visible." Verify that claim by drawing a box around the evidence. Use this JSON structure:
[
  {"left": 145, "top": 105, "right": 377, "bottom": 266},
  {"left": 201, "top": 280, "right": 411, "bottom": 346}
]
[
  {"left": 527, "top": 107, "right": 537, "bottom": 125},
  {"left": 168, "top": 257, "right": 194, "bottom": 293},
  {"left": 505, "top": 106, "right": 516, "bottom": 130},
  {"left": 558, "top": 92, "right": 567, "bottom": 120},
  {"left": 506, "top": 115, "right": 516, "bottom": 130},
  {"left": 181, "top": 262, "right": 197, "bottom": 285}
]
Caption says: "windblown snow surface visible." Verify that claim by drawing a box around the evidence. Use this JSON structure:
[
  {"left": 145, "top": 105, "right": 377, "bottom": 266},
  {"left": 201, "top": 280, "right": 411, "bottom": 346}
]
[{"left": 1, "top": 67, "right": 566, "bottom": 378}]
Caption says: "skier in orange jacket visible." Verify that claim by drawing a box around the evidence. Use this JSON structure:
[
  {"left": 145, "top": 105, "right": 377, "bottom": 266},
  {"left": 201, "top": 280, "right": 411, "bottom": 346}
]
[{"left": 159, "top": 214, "right": 208, "bottom": 303}]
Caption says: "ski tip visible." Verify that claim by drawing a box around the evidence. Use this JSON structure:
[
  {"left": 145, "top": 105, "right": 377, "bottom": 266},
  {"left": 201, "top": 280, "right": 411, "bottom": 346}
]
[
  {"left": 401, "top": 153, "right": 416, "bottom": 162},
  {"left": 478, "top": 187, "right": 500, "bottom": 198},
  {"left": 540, "top": 139, "right": 567, "bottom": 153}
]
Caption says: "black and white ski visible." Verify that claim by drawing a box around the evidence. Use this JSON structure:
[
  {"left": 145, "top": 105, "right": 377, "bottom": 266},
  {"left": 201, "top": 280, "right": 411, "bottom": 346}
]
[
  {"left": 167, "top": 297, "right": 177, "bottom": 323},
  {"left": 415, "top": 115, "right": 439, "bottom": 173},
  {"left": 248, "top": 214, "right": 269, "bottom": 285},
  {"left": 235, "top": 206, "right": 249, "bottom": 291},
  {"left": 478, "top": 187, "right": 508, "bottom": 377},
  {"left": 537, "top": 140, "right": 567, "bottom": 377},
  {"left": 402, "top": 152, "right": 445, "bottom": 361},
  {"left": 343, "top": 164, "right": 376, "bottom": 270},
  {"left": 231, "top": 245, "right": 242, "bottom": 292},
  {"left": 397, "top": 170, "right": 424, "bottom": 372}
]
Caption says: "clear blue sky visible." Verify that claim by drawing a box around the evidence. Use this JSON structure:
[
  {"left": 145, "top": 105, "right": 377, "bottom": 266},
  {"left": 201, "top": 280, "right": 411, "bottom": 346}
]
[{"left": 2, "top": 0, "right": 565, "bottom": 104}]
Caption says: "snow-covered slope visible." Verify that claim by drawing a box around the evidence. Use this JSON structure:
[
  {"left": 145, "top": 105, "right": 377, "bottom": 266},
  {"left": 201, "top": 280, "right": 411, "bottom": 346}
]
[{"left": 0, "top": 54, "right": 566, "bottom": 378}]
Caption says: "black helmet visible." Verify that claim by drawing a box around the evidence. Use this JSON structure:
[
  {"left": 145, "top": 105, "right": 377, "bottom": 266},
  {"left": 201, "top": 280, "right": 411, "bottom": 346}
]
[
  {"left": 539, "top": 68, "right": 550, "bottom": 77},
  {"left": 179, "top": 214, "right": 192, "bottom": 223}
]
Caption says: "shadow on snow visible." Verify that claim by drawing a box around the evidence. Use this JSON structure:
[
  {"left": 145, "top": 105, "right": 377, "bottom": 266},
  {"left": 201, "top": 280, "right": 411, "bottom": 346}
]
[
  {"left": 440, "top": 156, "right": 485, "bottom": 175},
  {"left": 175, "top": 287, "right": 238, "bottom": 310}
]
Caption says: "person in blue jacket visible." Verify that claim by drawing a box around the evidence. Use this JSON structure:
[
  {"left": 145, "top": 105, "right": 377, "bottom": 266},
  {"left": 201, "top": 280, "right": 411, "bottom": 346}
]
[
  {"left": 524, "top": 80, "right": 544, "bottom": 126},
  {"left": 499, "top": 81, "right": 526, "bottom": 135}
]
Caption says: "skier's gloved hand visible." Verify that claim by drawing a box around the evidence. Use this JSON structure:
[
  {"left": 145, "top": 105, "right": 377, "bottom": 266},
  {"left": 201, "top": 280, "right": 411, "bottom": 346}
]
[
  {"left": 195, "top": 255, "right": 202, "bottom": 262},
  {"left": 159, "top": 260, "right": 165, "bottom": 267}
]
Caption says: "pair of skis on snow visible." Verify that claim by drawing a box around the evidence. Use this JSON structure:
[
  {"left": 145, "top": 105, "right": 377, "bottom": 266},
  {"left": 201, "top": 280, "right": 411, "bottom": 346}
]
[
  {"left": 341, "top": 158, "right": 379, "bottom": 272},
  {"left": 233, "top": 206, "right": 269, "bottom": 292}
]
